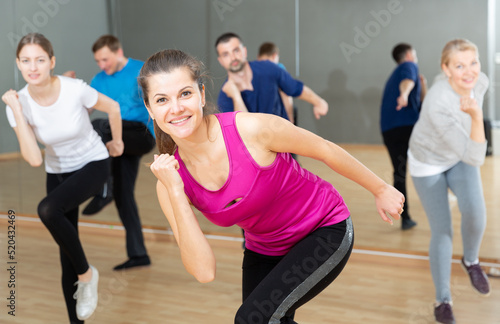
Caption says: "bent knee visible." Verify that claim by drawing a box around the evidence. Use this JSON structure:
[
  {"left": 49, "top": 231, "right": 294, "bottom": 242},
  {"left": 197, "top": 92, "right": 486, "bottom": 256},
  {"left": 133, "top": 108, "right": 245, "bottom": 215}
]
[{"left": 37, "top": 198, "right": 58, "bottom": 224}]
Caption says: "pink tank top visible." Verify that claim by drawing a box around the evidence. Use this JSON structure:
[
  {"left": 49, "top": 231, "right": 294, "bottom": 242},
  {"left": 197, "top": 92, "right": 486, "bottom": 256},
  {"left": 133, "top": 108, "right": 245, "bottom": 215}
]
[{"left": 174, "top": 112, "right": 350, "bottom": 256}]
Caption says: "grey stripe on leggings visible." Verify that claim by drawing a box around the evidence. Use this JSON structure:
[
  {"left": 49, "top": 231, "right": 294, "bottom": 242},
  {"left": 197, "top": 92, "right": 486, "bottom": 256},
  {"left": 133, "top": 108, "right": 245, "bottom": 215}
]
[{"left": 269, "top": 217, "right": 354, "bottom": 323}]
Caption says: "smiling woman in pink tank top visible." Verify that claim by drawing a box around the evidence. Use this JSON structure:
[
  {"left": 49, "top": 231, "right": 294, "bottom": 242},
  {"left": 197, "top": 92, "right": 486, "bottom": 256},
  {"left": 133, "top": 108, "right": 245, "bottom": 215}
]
[{"left": 139, "top": 49, "right": 403, "bottom": 324}]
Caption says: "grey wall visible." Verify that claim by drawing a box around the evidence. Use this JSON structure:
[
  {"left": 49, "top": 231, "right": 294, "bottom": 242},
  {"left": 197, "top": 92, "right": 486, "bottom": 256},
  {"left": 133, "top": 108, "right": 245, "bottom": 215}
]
[
  {"left": 117, "top": 0, "right": 297, "bottom": 106},
  {"left": 299, "top": 0, "right": 489, "bottom": 143},
  {"left": 0, "top": 0, "right": 493, "bottom": 153},
  {"left": 0, "top": 0, "right": 16, "bottom": 153},
  {"left": 117, "top": 0, "right": 214, "bottom": 99}
]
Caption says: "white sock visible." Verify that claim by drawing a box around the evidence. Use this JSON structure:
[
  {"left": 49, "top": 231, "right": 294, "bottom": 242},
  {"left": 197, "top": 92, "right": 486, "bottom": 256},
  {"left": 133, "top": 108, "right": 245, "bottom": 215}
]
[
  {"left": 436, "top": 300, "right": 453, "bottom": 306},
  {"left": 463, "top": 258, "right": 479, "bottom": 267}
]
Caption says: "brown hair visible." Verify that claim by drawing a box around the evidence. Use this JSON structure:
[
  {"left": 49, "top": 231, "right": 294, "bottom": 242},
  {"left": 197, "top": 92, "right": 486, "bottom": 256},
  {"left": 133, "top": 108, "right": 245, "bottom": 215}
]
[
  {"left": 16, "top": 33, "right": 54, "bottom": 58},
  {"left": 441, "top": 39, "right": 478, "bottom": 67},
  {"left": 215, "top": 32, "right": 242, "bottom": 53},
  {"left": 138, "top": 49, "right": 218, "bottom": 155},
  {"left": 92, "top": 34, "right": 121, "bottom": 53},
  {"left": 391, "top": 43, "right": 412, "bottom": 63},
  {"left": 258, "top": 42, "right": 279, "bottom": 57}
]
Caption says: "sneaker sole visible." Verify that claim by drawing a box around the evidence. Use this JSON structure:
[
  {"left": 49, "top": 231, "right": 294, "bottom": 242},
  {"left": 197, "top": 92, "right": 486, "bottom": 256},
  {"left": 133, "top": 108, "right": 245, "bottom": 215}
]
[{"left": 113, "top": 263, "right": 151, "bottom": 271}]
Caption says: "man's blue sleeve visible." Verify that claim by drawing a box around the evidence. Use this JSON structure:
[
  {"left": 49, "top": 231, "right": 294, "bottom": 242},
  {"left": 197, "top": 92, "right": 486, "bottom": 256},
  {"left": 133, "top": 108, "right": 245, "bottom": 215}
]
[
  {"left": 399, "top": 62, "right": 418, "bottom": 82},
  {"left": 275, "top": 65, "right": 303, "bottom": 97}
]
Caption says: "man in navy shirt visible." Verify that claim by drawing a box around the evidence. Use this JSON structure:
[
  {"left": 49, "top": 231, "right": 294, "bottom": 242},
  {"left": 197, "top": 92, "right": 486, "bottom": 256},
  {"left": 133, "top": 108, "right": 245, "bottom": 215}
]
[
  {"left": 215, "top": 33, "right": 328, "bottom": 121},
  {"left": 380, "top": 43, "right": 427, "bottom": 230}
]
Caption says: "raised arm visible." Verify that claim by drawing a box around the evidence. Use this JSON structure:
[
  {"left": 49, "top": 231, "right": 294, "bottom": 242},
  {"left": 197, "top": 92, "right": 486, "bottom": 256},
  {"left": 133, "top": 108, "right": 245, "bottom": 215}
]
[
  {"left": 297, "top": 85, "right": 328, "bottom": 119},
  {"left": 312, "top": 141, "right": 403, "bottom": 223},
  {"left": 423, "top": 95, "right": 486, "bottom": 166},
  {"left": 419, "top": 74, "right": 428, "bottom": 103},
  {"left": 280, "top": 90, "right": 294, "bottom": 124},
  {"left": 150, "top": 154, "right": 216, "bottom": 283},
  {"left": 462, "top": 96, "right": 485, "bottom": 143},
  {"left": 221, "top": 79, "right": 248, "bottom": 112},
  {"left": 238, "top": 113, "right": 403, "bottom": 223},
  {"left": 2, "top": 90, "right": 43, "bottom": 167},
  {"left": 396, "top": 79, "right": 415, "bottom": 110},
  {"left": 91, "top": 93, "right": 124, "bottom": 157}
]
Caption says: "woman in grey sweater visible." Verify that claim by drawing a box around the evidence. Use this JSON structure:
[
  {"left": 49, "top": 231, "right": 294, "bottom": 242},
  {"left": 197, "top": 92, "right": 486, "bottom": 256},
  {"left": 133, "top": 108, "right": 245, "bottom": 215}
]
[{"left": 409, "top": 39, "right": 490, "bottom": 324}]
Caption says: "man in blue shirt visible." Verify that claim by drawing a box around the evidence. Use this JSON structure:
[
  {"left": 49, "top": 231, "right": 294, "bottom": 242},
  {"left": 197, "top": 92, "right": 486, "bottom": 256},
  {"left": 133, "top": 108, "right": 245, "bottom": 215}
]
[
  {"left": 215, "top": 33, "right": 328, "bottom": 121},
  {"left": 380, "top": 43, "right": 427, "bottom": 230},
  {"left": 257, "top": 42, "right": 295, "bottom": 125},
  {"left": 83, "top": 35, "right": 155, "bottom": 270}
]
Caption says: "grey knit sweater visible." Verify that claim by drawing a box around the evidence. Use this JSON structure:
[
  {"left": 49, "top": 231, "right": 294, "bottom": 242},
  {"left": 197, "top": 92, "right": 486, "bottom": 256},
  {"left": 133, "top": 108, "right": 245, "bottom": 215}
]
[{"left": 409, "top": 73, "right": 489, "bottom": 167}]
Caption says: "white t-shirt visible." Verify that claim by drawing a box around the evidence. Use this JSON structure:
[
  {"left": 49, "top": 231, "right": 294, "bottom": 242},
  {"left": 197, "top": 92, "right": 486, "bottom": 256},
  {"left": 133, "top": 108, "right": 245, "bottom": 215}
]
[
  {"left": 408, "top": 150, "right": 454, "bottom": 177},
  {"left": 6, "top": 75, "right": 109, "bottom": 173}
]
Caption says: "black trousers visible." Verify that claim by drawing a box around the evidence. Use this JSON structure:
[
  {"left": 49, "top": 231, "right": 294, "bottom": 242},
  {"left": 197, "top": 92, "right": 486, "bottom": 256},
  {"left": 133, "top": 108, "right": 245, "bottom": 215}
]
[
  {"left": 38, "top": 158, "right": 110, "bottom": 324},
  {"left": 236, "top": 218, "right": 353, "bottom": 324},
  {"left": 382, "top": 125, "right": 413, "bottom": 220},
  {"left": 92, "top": 119, "right": 156, "bottom": 258}
]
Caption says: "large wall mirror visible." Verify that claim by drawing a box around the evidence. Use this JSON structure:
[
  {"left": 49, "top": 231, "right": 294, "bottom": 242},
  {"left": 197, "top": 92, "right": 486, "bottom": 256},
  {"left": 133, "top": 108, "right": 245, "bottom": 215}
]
[{"left": 1, "top": 0, "right": 499, "bottom": 260}]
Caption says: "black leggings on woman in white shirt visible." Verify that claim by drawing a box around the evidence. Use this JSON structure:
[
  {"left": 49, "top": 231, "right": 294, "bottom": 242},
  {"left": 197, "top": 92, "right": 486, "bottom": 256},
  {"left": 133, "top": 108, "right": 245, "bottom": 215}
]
[{"left": 38, "top": 158, "right": 110, "bottom": 324}]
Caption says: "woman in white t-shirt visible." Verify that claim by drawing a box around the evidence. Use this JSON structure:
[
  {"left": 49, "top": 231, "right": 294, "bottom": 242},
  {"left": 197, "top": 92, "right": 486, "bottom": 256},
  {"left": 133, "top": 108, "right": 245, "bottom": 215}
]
[{"left": 2, "top": 33, "right": 123, "bottom": 323}]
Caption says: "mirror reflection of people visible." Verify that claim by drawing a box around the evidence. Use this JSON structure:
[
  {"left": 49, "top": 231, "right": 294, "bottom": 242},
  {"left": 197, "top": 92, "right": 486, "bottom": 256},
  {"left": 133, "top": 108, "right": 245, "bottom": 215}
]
[
  {"left": 409, "top": 39, "right": 491, "bottom": 324},
  {"left": 2, "top": 33, "right": 123, "bottom": 323},
  {"left": 140, "top": 49, "right": 404, "bottom": 323}
]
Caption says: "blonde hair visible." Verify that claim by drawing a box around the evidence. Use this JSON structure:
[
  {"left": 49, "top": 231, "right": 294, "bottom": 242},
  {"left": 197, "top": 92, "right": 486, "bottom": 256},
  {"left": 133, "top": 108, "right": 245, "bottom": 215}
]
[{"left": 441, "top": 39, "right": 478, "bottom": 67}]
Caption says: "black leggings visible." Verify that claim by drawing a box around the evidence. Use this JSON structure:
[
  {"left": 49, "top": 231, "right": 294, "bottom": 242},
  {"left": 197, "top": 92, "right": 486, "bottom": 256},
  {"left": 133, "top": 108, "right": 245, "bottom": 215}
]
[
  {"left": 237, "top": 218, "right": 353, "bottom": 324},
  {"left": 38, "top": 158, "right": 110, "bottom": 324},
  {"left": 382, "top": 125, "right": 413, "bottom": 220},
  {"left": 92, "top": 119, "right": 155, "bottom": 258}
]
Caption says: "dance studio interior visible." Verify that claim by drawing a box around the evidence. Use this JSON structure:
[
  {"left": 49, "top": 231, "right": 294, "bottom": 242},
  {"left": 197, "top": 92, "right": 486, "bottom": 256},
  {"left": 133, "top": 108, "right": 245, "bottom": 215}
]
[{"left": 1, "top": 0, "right": 499, "bottom": 323}]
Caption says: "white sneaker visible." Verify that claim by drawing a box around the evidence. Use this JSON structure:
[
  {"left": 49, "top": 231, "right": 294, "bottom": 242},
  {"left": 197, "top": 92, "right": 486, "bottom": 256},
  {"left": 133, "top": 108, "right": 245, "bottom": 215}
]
[
  {"left": 73, "top": 265, "right": 99, "bottom": 320},
  {"left": 488, "top": 267, "right": 500, "bottom": 277}
]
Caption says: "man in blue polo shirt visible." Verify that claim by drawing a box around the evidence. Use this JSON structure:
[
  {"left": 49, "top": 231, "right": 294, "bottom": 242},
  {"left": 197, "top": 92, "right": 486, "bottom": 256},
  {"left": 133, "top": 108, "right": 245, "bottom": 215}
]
[
  {"left": 83, "top": 35, "right": 155, "bottom": 270},
  {"left": 380, "top": 43, "right": 427, "bottom": 230},
  {"left": 215, "top": 33, "right": 328, "bottom": 121}
]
